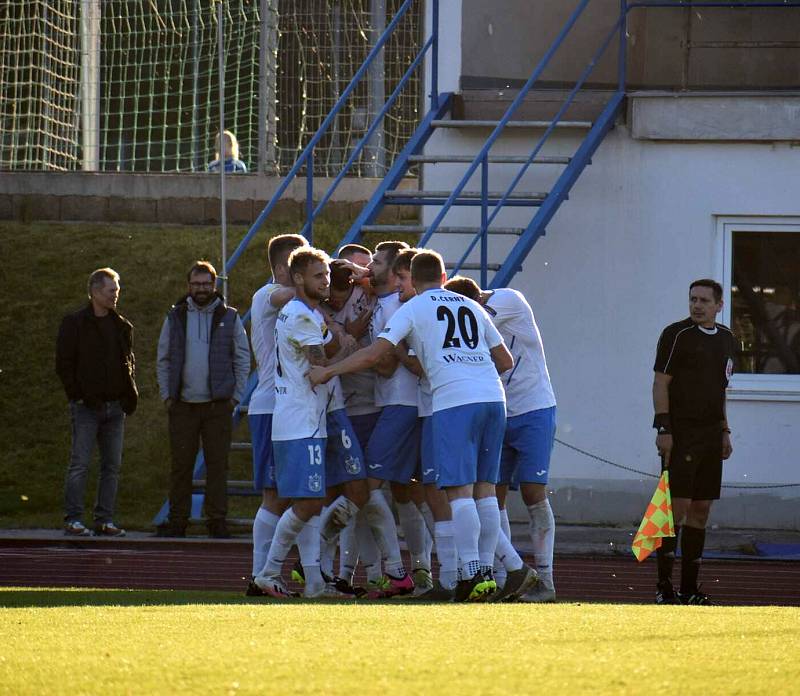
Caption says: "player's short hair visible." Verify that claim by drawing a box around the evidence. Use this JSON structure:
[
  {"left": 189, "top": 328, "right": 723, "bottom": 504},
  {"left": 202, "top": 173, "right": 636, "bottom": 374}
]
[
  {"left": 444, "top": 275, "right": 481, "bottom": 302},
  {"left": 392, "top": 247, "right": 420, "bottom": 275},
  {"left": 337, "top": 243, "right": 371, "bottom": 260},
  {"left": 410, "top": 250, "right": 445, "bottom": 284},
  {"left": 268, "top": 234, "right": 307, "bottom": 274},
  {"left": 330, "top": 261, "right": 354, "bottom": 291},
  {"left": 289, "top": 247, "right": 331, "bottom": 277},
  {"left": 374, "top": 240, "right": 409, "bottom": 269},
  {"left": 690, "top": 278, "right": 723, "bottom": 302},
  {"left": 87, "top": 267, "right": 119, "bottom": 297},
  {"left": 187, "top": 261, "right": 217, "bottom": 282}
]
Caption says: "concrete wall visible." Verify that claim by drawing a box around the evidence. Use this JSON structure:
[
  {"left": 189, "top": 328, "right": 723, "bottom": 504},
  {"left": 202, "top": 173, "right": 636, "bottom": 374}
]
[
  {"left": 0, "top": 172, "right": 417, "bottom": 225},
  {"left": 460, "top": 0, "right": 800, "bottom": 89},
  {"left": 421, "top": 102, "right": 800, "bottom": 529}
]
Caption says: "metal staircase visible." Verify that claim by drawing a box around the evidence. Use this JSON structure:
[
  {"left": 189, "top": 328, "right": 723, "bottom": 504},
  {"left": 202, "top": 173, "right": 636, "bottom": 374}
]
[{"left": 154, "top": 0, "right": 800, "bottom": 526}]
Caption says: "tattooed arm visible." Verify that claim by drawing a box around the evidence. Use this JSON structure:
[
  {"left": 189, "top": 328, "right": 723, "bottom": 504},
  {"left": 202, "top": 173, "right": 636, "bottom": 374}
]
[{"left": 303, "top": 343, "right": 328, "bottom": 367}]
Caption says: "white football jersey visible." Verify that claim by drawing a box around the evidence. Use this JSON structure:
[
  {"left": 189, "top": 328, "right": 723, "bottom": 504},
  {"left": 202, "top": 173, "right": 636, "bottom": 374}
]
[
  {"left": 248, "top": 282, "right": 284, "bottom": 415},
  {"left": 272, "top": 299, "right": 330, "bottom": 441},
  {"left": 486, "top": 288, "right": 556, "bottom": 417},
  {"left": 379, "top": 288, "right": 506, "bottom": 412},
  {"left": 331, "top": 286, "right": 380, "bottom": 416},
  {"left": 369, "top": 292, "right": 419, "bottom": 408}
]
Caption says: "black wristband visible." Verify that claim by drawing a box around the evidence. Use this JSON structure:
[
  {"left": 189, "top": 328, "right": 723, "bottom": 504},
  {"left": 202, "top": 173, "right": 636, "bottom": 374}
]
[{"left": 653, "top": 413, "right": 671, "bottom": 433}]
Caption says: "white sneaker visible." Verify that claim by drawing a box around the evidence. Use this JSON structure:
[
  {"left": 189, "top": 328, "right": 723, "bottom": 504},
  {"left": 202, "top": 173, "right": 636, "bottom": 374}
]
[
  {"left": 304, "top": 583, "right": 353, "bottom": 599},
  {"left": 253, "top": 574, "right": 296, "bottom": 599},
  {"left": 64, "top": 521, "right": 91, "bottom": 536}
]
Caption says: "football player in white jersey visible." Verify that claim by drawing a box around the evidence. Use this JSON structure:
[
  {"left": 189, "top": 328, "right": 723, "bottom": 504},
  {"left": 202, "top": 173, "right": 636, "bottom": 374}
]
[
  {"left": 392, "top": 249, "right": 457, "bottom": 599},
  {"left": 361, "top": 240, "right": 427, "bottom": 597},
  {"left": 309, "top": 250, "right": 528, "bottom": 602},
  {"left": 322, "top": 246, "right": 385, "bottom": 591},
  {"left": 445, "top": 276, "right": 557, "bottom": 603},
  {"left": 254, "top": 247, "right": 340, "bottom": 599},
  {"left": 246, "top": 234, "right": 307, "bottom": 596}
]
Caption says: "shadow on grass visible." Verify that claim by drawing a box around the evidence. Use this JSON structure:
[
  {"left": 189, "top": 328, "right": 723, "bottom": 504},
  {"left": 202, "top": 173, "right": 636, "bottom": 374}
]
[{"left": 0, "top": 588, "right": 363, "bottom": 608}]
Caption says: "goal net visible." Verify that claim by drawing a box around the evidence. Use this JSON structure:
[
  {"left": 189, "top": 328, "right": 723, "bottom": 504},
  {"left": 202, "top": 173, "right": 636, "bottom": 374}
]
[{"left": 0, "top": 0, "right": 422, "bottom": 175}]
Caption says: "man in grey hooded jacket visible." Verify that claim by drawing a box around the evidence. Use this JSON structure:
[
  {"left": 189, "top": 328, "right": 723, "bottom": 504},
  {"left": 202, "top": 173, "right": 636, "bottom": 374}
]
[{"left": 156, "top": 261, "right": 250, "bottom": 538}]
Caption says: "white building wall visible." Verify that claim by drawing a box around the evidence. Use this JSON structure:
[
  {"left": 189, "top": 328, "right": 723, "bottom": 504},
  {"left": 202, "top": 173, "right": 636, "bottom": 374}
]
[{"left": 420, "top": 122, "right": 800, "bottom": 528}]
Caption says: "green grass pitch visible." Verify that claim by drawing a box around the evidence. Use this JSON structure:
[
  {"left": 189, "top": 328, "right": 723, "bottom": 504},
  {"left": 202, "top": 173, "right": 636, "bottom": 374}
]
[{"left": 1, "top": 588, "right": 798, "bottom": 695}]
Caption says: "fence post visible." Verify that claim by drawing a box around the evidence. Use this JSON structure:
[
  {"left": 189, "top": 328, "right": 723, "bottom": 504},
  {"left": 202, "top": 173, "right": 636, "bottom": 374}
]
[
  {"left": 80, "top": 0, "right": 101, "bottom": 171},
  {"left": 307, "top": 149, "right": 314, "bottom": 244},
  {"left": 365, "top": 0, "right": 387, "bottom": 177},
  {"left": 618, "top": 0, "right": 628, "bottom": 92},
  {"left": 430, "top": 0, "right": 439, "bottom": 110},
  {"left": 217, "top": 0, "right": 228, "bottom": 300},
  {"left": 258, "top": 0, "right": 278, "bottom": 173}
]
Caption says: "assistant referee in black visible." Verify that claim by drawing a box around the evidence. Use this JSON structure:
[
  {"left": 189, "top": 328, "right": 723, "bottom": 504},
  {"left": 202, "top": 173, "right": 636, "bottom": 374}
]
[{"left": 652, "top": 279, "right": 735, "bottom": 605}]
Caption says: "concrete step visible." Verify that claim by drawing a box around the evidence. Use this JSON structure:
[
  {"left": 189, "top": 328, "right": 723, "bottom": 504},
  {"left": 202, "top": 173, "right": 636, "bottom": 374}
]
[
  {"left": 407, "top": 154, "right": 571, "bottom": 165},
  {"left": 361, "top": 224, "right": 524, "bottom": 236},
  {"left": 432, "top": 119, "right": 592, "bottom": 129}
]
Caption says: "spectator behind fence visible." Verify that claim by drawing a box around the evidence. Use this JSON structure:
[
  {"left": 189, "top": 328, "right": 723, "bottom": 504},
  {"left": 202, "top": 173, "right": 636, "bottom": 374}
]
[
  {"left": 56, "top": 268, "right": 138, "bottom": 537},
  {"left": 207, "top": 130, "right": 248, "bottom": 173},
  {"left": 155, "top": 261, "right": 250, "bottom": 539}
]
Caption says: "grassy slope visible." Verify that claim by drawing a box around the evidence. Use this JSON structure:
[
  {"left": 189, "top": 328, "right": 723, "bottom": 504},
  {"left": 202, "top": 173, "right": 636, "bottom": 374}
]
[
  {"left": 1, "top": 591, "right": 799, "bottom": 695},
  {"left": 0, "top": 220, "right": 410, "bottom": 530}
]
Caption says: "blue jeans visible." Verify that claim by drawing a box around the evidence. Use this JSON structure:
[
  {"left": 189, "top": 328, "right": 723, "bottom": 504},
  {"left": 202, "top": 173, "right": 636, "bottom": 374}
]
[{"left": 64, "top": 400, "right": 125, "bottom": 524}]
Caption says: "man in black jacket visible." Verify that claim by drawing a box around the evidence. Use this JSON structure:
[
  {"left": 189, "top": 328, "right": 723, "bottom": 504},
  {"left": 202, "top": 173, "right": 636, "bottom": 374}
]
[{"left": 56, "top": 268, "right": 138, "bottom": 537}]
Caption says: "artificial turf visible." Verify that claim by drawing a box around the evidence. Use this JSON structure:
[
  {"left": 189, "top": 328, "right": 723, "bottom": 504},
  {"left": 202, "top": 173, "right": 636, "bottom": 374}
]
[{"left": 1, "top": 588, "right": 798, "bottom": 695}]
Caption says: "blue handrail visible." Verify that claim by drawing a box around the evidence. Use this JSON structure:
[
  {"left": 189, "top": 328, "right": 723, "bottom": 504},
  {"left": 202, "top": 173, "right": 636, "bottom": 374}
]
[
  {"left": 417, "top": 0, "right": 592, "bottom": 251},
  {"left": 299, "top": 34, "right": 435, "bottom": 239},
  {"left": 224, "top": 0, "right": 429, "bottom": 272},
  {"left": 446, "top": 16, "right": 627, "bottom": 277}
]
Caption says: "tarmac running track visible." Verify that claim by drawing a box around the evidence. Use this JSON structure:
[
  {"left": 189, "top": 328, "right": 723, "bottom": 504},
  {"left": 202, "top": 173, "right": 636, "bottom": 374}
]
[{"left": 1, "top": 538, "right": 799, "bottom": 605}]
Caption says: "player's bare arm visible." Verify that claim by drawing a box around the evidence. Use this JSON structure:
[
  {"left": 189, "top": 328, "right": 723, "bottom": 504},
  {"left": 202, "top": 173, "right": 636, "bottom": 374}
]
[
  {"left": 304, "top": 343, "right": 328, "bottom": 367},
  {"left": 721, "top": 397, "right": 733, "bottom": 460},
  {"left": 373, "top": 348, "right": 399, "bottom": 378},
  {"left": 331, "top": 257, "right": 370, "bottom": 281},
  {"left": 394, "top": 340, "right": 424, "bottom": 377},
  {"left": 308, "top": 338, "right": 394, "bottom": 386},
  {"left": 345, "top": 306, "right": 373, "bottom": 340},
  {"left": 652, "top": 371, "right": 673, "bottom": 467},
  {"left": 269, "top": 286, "right": 295, "bottom": 308},
  {"left": 489, "top": 343, "right": 514, "bottom": 374}
]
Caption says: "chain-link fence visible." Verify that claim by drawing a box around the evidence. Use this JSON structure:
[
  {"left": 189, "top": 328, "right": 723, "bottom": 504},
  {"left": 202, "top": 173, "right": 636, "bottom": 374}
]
[{"left": 0, "top": 0, "right": 422, "bottom": 175}]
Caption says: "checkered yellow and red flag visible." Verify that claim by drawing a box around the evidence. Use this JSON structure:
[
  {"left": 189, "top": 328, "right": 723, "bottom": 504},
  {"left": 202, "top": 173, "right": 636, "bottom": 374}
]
[{"left": 631, "top": 471, "right": 675, "bottom": 562}]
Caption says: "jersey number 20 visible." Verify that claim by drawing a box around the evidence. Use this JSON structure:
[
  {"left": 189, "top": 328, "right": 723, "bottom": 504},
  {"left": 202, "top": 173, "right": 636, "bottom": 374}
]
[{"left": 437, "top": 305, "right": 479, "bottom": 349}]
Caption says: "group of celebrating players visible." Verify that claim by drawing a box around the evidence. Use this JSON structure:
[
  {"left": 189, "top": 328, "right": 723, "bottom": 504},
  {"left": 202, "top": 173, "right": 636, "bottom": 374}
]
[{"left": 245, "top": 234, "right": 557, "bottom": 602}]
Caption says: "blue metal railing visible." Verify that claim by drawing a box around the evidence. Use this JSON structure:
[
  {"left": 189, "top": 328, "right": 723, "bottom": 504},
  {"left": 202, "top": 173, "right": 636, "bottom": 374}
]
[
  {"left": 419, "top": 0, "right": 800, "bottom": 287},
  {"left": 223, "top": 0, "right": 433, "bottom": 274}
]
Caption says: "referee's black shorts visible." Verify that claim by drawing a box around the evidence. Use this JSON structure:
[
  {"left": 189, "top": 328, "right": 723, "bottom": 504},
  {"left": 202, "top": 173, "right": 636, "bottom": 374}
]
[{"left": 662, "top": 425, "right": 723, "bottom": 500}]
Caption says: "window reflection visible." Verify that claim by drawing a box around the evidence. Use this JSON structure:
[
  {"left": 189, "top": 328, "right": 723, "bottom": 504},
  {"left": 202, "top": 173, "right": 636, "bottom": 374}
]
[{"left": 732, "top": 231, "right": 800, "bottom": 375}]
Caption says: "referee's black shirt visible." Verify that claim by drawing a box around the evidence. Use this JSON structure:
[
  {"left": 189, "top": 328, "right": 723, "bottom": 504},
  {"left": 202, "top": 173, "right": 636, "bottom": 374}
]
[{"left": 653, "top": 318, "right": 736, "bottom": 429}]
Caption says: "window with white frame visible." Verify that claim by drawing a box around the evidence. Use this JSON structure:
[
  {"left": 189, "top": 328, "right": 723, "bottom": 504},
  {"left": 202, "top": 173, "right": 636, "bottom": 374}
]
[{"left": 718, "top": 217, "right": 800, "bottom": 399}]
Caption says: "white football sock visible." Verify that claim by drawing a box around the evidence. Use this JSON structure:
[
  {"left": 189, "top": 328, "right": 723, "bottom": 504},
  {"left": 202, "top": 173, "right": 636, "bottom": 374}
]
[
  {"left": 418, "top": 501, "right": 435, "bottom": 563},
  {"left": 320, "top": 536, "right": 336, "bottom": 580},
  {"left": 528, "top": 499, "right": 556, "bottom": 590},
  {"left": 261, "top": 507, "right": 305, "bottom": 578},
  {"left": 319, "top": 495, "right": 360, "bottom": 544},
  {"left": 338, "top": 517, "right": 357, "bottom": 580},
  {"left": 397, "top": 501, "right": 430, "bottom": 572},
  {"left": 450, "top": 497, "right": 481, "bottom": 579},
  {"left": 364, "top": 489, "right": 406, "bottom": 578},
  {"left": 434, "top": 520, "right": 458, "bottom": 590},
  {"left": 355, "top": 509, "right": 383, "bottom": 583},
  {"left": 297, "top": 515, "right": 325, "bottom": 593},
  {"left": 495, "top": 526, "right": 524, "bottom": 572},
  {"left": 252, "top": 506, "right": 279, "bottom": 577},
  {"left": 476, "top": 496, "right": 501, "bottom": 574}
]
